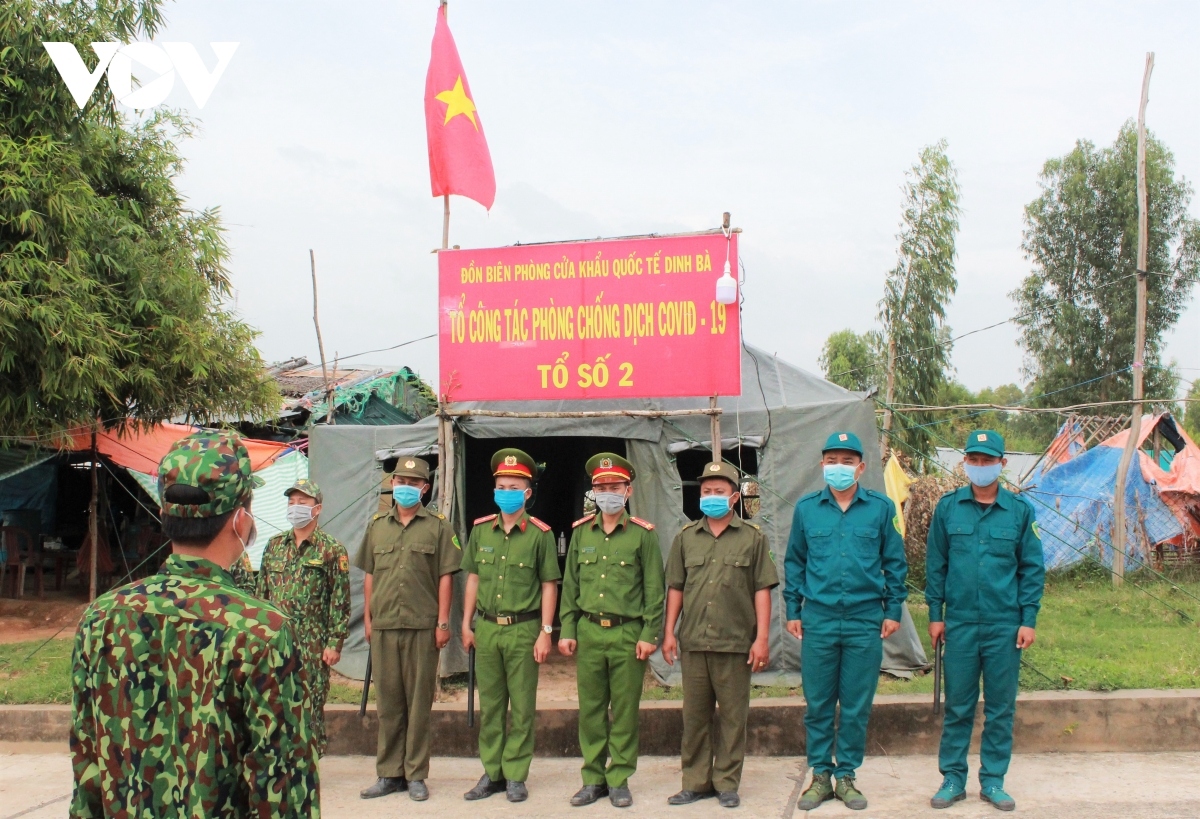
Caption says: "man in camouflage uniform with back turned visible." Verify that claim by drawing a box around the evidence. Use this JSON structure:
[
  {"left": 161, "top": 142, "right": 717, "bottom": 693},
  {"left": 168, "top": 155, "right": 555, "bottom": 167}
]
[
  {"left": 69, "top": 431, "right": 318, "bottom": 818},
  {"left": 254, "top": 478, "right": 351, "bottom": 758}
]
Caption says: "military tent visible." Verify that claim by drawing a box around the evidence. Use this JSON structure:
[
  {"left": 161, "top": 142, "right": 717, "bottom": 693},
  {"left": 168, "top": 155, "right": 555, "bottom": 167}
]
[{"left": 310, "top": 345, "right": 928, "bottom": 684}]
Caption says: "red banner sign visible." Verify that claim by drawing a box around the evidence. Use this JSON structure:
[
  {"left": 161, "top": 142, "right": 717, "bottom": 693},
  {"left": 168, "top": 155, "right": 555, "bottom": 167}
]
[{"left": 439, "top": 232, "right": 741, "bottom": 401}]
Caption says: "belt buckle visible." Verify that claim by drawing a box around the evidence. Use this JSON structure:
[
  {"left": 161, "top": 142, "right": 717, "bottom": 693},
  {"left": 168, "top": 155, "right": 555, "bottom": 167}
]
[
  {"left": 600, "top": 618, "right": 612, "bottom": 628},
  {"left": 496, "top": 615, "right": 513, "bottom": 626}
]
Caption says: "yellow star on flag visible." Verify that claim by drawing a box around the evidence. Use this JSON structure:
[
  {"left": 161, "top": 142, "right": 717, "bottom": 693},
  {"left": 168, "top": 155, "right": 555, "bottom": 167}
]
[{"left": 435, "top": 76, "right": 478, "bottom": 130}]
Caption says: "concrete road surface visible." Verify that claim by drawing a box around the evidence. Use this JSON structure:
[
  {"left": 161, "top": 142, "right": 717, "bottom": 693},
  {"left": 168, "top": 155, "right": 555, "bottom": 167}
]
[{"left": 2, "top": 746, "right": 1197, "bottom": 818}]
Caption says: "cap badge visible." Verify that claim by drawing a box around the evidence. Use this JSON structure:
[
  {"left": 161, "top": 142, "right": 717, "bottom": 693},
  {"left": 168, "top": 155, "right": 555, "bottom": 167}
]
[
  {"left": 405, "top": 460, "right": 416, "bottom": 469},
  {"left": 839, "top": 434, "right": 848, "bottom": 441},
  {"left": 977, "top": 433, "right": 987, "bottom": 442},
  {"left": 504, "top": 455, "right": 518, "bottom": 466},
  {"left": 600, "top": 458, "right": 612, "bottom": 469},
  {"left": 709, "top": 464, "right": 721, "bottom": 472}
]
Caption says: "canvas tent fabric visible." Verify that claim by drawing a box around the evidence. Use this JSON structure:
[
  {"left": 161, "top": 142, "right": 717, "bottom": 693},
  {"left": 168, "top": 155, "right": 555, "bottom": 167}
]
[
  {"left": 66, "top": 422, "right": 292, "bottom": 474},
  {"left": 309, "top": 345, "right": 929, "bottom": 683},
  {"left": 128, "top": 449, "right": 309, "bottom": 569},
  {"left": 1022, "top": 416, "right": 1186, "bottom": 570}
]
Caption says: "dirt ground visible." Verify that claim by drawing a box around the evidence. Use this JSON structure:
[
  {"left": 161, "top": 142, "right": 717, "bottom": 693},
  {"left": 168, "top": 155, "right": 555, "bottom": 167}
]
[{"left": 0, "top": 593, "right": 87, "bottom": 645}]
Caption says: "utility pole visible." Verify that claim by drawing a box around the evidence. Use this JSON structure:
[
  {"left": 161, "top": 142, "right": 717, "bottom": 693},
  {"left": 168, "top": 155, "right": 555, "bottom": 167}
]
[
  {"left": 88, "top": 426, "right": 99, "bottom": 602},
  {"left": 881, "top": 336, "right": 897, "bottom": 456},
  {"left": 1111, "top": 52, "right": 1155, "bottom": 588}
]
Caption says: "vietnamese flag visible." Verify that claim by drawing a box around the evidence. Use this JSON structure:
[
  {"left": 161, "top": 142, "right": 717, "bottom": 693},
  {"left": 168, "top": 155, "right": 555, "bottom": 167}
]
[{"left": 424, "top": 5, "right": 496, "bottom": 210}]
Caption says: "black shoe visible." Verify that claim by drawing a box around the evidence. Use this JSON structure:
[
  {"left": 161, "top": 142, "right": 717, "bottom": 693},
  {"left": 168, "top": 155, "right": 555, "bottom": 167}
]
[
  {"left": 464, "top": 773, "right": 507, "bottom": 801},
  {"left": 668, "top": 789, "right": 718, "bottom": 805},
  {"left": 360, "top": 777, "right": 407, "bottom": 799},
  {"left": 718, "top": 791, "right": 740, "bottom": 808},
  {"left": 409, "top": 780, "right": 429, "bottom": 802},
  {"left": 571, "top": 784, "right": 609, "bottom": 806},
  {"left": 507, "top": 781, "right": 529, "bottom": 802},
  {"left": 610, "top": 786, "right": 633, "bottom": 808}
]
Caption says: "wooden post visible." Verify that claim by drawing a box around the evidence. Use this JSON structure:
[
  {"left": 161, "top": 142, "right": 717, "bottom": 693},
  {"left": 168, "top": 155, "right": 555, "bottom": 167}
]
[
  {"left": 1112, "top": 52, "right": 1154, "bottom": 587},
  {"left": 310, "top": 250, "right": 334, "bottom": 423},
  {"left": 710, "top": 395, "right": 721, "bottom": 463},
  {"left": 88, "top": 427, "right": 99, "bottom": 602}
]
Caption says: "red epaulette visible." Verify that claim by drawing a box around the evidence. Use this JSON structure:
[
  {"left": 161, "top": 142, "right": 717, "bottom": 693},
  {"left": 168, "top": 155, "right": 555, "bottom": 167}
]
[
  {"left": 528, "top": 515, "right": 552, "bottom": 532},
  {"left": 474, "top": 514, "right": 497, "bottom": 525},
  {"left": 630, "top": 516, "right": 656, "bottom": 530},
  {"left": 573, "top": 514, "right": 596, "bottom": 528}
]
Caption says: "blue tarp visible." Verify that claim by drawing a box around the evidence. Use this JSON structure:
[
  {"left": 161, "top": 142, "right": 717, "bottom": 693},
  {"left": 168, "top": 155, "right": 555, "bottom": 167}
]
[
  {"left": 0, "top": 461, "right": 58, "bottom": 536},
  {"left": 1023, "top": 444, "right": 1183, "bottom": 570}
]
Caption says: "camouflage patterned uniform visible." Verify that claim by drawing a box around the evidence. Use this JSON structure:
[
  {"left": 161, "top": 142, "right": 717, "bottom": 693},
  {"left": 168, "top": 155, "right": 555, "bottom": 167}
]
[
  {"left": 255, "top": 519, "right": 351, "bottom": 757},
  {"left": 69, "top": 431, "right": 319, "bottom": 818},
  {"left": 231, "top": 550, "right": 256, "bottom": 593}
]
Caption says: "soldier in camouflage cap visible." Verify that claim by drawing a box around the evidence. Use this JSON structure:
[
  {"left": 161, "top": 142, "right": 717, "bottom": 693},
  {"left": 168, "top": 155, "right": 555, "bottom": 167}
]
[
  {"left": 69, "top": 431, "right": 320, "bottom": 818},
  {"left": 254, "top": 477, "right": 351, "bottom": 758}
]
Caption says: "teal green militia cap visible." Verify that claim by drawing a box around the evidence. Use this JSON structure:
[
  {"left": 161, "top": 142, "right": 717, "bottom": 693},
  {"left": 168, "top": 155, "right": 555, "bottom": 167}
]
[
  {"left": 964, "top": 429, "right": 1005, "bottom": 457},
  {"left": 821, "top": 431, "right": 864, "bottom": 457}
]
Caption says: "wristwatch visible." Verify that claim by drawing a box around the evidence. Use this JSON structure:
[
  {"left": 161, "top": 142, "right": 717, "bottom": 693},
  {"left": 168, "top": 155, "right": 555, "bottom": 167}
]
[
  {"left": 437, "top": 622, "right": 449, "bottom": 631},
  {"left": 542, "top": 624, "right": 554, "bottom": 635}
]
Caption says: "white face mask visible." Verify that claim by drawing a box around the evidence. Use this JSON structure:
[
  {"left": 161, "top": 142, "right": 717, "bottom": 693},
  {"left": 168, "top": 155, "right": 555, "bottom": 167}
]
[
  {"left": 285, "top": 505, "right": 316, "bottom": 528},
  {"left": 594, "top": 491, "right": 628, "bottom": 514},
  {"left": 234, "top": 508, "right": 257, "bottom": 556}
]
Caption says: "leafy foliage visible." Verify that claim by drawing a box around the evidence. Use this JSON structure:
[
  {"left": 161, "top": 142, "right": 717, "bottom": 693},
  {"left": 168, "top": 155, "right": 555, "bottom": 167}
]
[
  {"left": 879, "top": 140, "right": 962, "bottom": 463},
  {"left": 818, "top": 328, "right": 883, "bottom": 392},
  {"left": 1013, "top": 123, "right": 1200, "bottom": 411},
  {"left": 1183, "top": 378, "right": 1200, "bottom": 442},
  {"left": 0, "top": 0, "right": 279, "bottom": 442}
]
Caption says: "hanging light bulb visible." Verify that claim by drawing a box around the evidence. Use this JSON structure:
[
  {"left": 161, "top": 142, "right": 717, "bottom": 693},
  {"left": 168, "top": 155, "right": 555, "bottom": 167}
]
[{"left": 715, "top": 258, "right": 737, "bottom": 304}]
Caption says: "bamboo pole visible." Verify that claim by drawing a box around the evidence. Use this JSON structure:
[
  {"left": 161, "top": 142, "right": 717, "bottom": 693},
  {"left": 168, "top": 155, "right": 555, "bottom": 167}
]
[
  {"left": 1112, "top": 52, "right": 1155, "bottom": 588},
  {"left": 310, "top": 250, "right": 334, "bottom": 424},
  {"left": 709, "top": 395, "right": 721, "bottom": 462},
  {"left": 88, "top": 426, "right": 99, "bottom": 602}
]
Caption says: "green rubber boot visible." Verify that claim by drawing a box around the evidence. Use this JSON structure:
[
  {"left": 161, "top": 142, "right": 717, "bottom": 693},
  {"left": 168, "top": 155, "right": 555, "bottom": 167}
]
[
  {"left": 834, "top": 775, "right": 868, "bottom": 811},
  {"left": 797, "top": 773, "right": 835, "bottom": 811}
]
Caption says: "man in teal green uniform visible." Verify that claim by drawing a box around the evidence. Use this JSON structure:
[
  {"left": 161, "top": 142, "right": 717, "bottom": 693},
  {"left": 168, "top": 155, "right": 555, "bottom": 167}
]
[
  {"left": 461, "top": 448, "right": 561, "bottom": 803},
  {"left": 785, "top": 431, "right": 907, "bottom": 812},
  {"left": 559, "top": 452, "right": 665, "bottom": 809},
  {"left": 927, "top": 430, "right": 1045, "bottom": 812}
]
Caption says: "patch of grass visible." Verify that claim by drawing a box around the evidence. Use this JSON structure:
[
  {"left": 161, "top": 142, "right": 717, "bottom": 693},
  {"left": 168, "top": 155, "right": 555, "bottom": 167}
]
[
  {"left": 643, "top": 570, "right": 1200, "bottom": 701},
  {"left": 0, "top": 638, "right": 74, "bottom": 704}
]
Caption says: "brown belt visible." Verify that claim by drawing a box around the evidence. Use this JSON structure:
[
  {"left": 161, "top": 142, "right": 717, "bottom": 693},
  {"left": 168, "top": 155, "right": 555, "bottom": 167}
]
[
  {"left": 583, "top": 612, "right": 642, "bottom": 629},
  {"left": 478, "top": 609, "right": 540, "bottom": 626}
]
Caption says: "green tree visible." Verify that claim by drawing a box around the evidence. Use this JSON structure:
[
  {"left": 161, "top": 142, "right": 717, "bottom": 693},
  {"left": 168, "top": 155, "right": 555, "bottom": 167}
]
[
  {"left": 819, "top": 329, "right": 883, "bottom": 392},
  {"left": 1184, "top": 379, "right": 1200, "bottom": 443},
  {"left": 0, "top": 0, "right": 278, "bottom": 442},
  {"left": 879, "top": 140, "right": 962, "bottom": 464},
  {"left": 1013, "top": 123, "right": 1200, "bottom": 412}
]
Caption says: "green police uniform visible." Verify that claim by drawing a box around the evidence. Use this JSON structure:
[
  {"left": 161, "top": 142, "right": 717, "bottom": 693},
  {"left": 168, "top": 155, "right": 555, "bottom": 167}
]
[
  {"left": 665, "top": 463, "right": 778, "bottom": 795},
  {"left": 560, "top": 453, "right": 666, "bottom": 791},
  {"left": 70, "top": 432, "right": 318, "bottom": 818},
  {"left": 784, "top": 433, "right": 908, "bottom": 781},
  {"left": 462, "top": 449, "right": 561, "bottom": 785},
  {"left": 926, "top": 430, "right": 1045, "bottom": 792},
  {"left": 255, "top": 480, "right": 351, "bottom": 757},
  {"left": 354, "top": 458, "right": 460, "bottom": 782}
]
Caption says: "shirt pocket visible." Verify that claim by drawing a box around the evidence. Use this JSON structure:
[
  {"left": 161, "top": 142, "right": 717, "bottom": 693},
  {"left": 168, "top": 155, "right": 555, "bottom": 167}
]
[
  {"left": 372, "top": 542, "right": 397, "bottom": 570},
  {"left": 947, "top": 522, "right": 976, "bottom": 551},
  {"left": 805, "top": 527, "right": 835, "bottom": 555},
  {"left": 986, "top": 526, "right": 1019, "bottom": 558},
  {"left": 852, "top": 526, "right": 879, "bottom": 550},
  {"left": 577, "top": 548, "right": 600, "bottom": 579},
  {"left": 507, "top": 543, "right": 539, "bottom": 579},
  {"left": 721, "top": 551, "right": 753, "bottom": 587}
]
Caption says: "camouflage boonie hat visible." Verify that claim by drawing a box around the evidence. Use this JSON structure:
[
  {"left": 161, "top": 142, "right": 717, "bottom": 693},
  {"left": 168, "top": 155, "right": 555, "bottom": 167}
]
[
  {"left": 284, "top": 478, "right": 322, "bottom": 504},
  {"left": 158, "top": 431, "right": 263, "bottom": 518}
]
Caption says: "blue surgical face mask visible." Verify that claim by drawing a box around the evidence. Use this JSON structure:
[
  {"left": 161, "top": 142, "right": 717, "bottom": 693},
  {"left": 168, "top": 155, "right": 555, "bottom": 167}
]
[
  {"left": 823, "top": 463, "right": 859, "bottom": 492},
  {"left": 699, "top": 495, "right": 732, "bottom": 518},
  {"left": 494, "top": 488, "right": 527, "bottom": 514},
  {"left": 392, "top": 484, "right": 422, "bottom": 509},
  {"left": 964, "top": 462, "right": 1003, "bottom": 488}
]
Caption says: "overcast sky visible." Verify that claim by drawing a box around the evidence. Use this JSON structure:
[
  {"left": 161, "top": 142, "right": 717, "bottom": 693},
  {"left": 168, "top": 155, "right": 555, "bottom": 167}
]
[{"left": 137, "top": 1, "right": 1200, "bottom": 395}]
